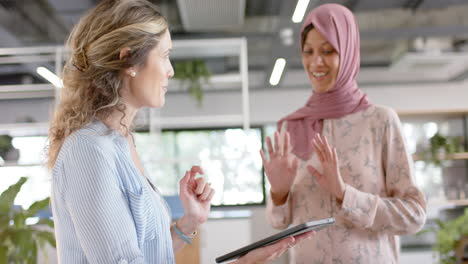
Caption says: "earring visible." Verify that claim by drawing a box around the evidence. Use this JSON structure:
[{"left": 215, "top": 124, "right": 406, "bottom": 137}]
[{"left": 130, "top": 71, "right": 136, "bottom": 77}]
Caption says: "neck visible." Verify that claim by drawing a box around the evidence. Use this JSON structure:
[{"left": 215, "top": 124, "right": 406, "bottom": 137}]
[{"left": 102, "top": 104, "right": 138, "bottom": 137}]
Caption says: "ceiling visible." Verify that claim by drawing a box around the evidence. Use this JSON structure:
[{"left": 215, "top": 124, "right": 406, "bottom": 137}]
[{"left": 1, "top": 0, "right": 468, "bottom": 90}]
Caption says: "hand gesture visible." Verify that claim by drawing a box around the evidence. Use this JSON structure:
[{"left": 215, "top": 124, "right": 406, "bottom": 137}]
[
  {"left": 178, "top": 166, "right": 214, "bottom": 229},
  {"left": 306, "top": 134, "right": 346, "bottom": 201},
  {"left": 260, "top": 132, "right": 298, "bottom": 199}
]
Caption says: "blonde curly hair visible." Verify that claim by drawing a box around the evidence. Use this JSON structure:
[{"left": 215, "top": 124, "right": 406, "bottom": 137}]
[{"left": 47, "top": 0, "right": 168, "bottom": 169}]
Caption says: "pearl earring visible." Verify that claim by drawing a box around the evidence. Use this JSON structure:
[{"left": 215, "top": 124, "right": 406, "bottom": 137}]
[{"left": 130, "top": 71, "right": 136, "bottom": 77}]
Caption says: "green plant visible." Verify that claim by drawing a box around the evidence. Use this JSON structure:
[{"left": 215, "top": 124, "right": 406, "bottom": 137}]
[
  {"left": 0, "top": 177, "right": 55, "bottom": 264},
  {"left": 0, "top": 135, "right": 13, "bottom": 160},
  {"left": 418, "top": 208, "right": 468, "bottom": 264},
  {"left": 423, "top": 133, "right": 464, "bottom": 166},
  {"left": 173, "top": 59, "right": 211, "bottom": 106}
]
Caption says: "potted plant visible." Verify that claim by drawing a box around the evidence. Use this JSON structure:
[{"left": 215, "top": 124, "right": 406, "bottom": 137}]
[
  {"left": 0, "top": 135, "right": 13, "bottom": 161},
  {"left": 423, "top": 133, "right": 464, "bottom": 166},
  {"left": 173, "top": 59, "right": 211, "bottom": 106},
  {"left": 0, "top": 177, "right": 55, "bottom": 263},
  {"left": 418, "top": 208, "right": 468, "bottom": 264},
  {"left": 0, "top": 135, "right": 20, "bottom": 163}
]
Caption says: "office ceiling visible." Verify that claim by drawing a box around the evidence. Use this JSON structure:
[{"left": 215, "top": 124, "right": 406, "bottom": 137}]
[{"left": 1, "top": 0, "right": 468, "bottom": 89}]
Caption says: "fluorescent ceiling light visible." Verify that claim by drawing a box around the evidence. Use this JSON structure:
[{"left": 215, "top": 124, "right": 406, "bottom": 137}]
[
  {"left": 269, "top": 58, "right": 286, "bottom": 86},
  {"left": 292, "top": 0, "right": 310, "bottom": 23},
  {"left": 36, "top": 67, "right": 63, "bottom": 88}
]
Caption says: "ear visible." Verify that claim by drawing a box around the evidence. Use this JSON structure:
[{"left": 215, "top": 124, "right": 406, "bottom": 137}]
[
  {"left": 119, "top": 47, "right": 131, "bottom": 61},
  {"left": 120, "top": 47, "right": 136, "bottom": 77}
]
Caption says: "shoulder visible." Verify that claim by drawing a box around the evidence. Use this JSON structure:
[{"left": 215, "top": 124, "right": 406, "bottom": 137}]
[
  {"left": 374, "top": 105, "right": 398, "bottom": 118},
  {"left": 361, "top": 105, "right": 400, "bottom": 123},
  {"left": 58, "top": 121, "right": 119, "bottom": 163}
]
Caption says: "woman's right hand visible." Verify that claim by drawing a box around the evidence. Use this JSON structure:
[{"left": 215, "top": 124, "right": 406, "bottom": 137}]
[
  {"left": 260, "top": 131, "right": 298, "bottom": 204},
  {"left": 234, "top": 231, "right": 315, "bottom": 264}
]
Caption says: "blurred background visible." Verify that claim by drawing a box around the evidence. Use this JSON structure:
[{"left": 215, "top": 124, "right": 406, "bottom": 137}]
[{"left": 0, "top": 0, "right": 468, "bottom": 263}]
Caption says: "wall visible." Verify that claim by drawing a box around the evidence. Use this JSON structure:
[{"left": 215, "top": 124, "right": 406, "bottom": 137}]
[
  {"left": 1, "top": 80, "right": 467, "bottom": 128},
  {"left": 200, "top": 217, "right": 252, "bottom": 264},
  {"left": 158, "top": 80, "right": 468, "bottom": 128}
]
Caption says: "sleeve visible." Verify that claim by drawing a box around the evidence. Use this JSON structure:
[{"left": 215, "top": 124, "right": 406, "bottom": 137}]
[
  {"left": 266, "top": 194, "right": 292, "bottom": 229},
  {"left": 62, "top": 135, "right": 144, "bottom": 263},
  {"left": 337, "top": 109, "right": 427, "bottom": 235},
  {"left": 265, "top": 122, "right": 293, "bottom": 229}
]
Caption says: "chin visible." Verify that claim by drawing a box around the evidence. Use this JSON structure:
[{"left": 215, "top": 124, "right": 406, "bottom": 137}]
[
  {"left": 147, "top": 100, "right": 164, "bottom": 108},
  {"left": 313, "top": 83, "right": 332, "bottom": 93},
  {"left": 152, "top": 102, "right": 164, "bottom": 108},
  {"left": 156, "top": 99, "right": 166, "bottom": 108}
]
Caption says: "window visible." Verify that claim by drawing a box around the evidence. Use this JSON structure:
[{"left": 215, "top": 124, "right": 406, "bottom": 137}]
[
  {"left": 134, "top": 127, "right": 265, "bottom": 206},
  {"left": 0, "top": 136, "right": 49, "bottom": 209},
  {"left": 2, "top": 127, "right": 268, "bottom": 208}
]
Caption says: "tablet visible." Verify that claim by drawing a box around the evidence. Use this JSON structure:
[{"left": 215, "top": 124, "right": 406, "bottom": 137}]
[{"left": 215, "top": 217, "right": 335, "bottom": 263}]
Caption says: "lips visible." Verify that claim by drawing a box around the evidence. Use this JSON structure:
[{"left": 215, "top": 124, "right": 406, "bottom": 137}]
[{"left": 311, "top": 71, "right": 328, "bottom": 82}]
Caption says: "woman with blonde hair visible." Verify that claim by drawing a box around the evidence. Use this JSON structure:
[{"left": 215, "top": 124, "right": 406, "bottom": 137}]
[{"left": 48, "top": 0, "right": 313, "bottom": 263}]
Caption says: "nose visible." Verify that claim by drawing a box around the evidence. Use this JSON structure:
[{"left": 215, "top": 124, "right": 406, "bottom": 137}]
[
  {"left": 312, "top": 54, "right": 324, "bottom": 67},
  {"left": 168, "top": 61, "right": 174, "bottom": 78}
]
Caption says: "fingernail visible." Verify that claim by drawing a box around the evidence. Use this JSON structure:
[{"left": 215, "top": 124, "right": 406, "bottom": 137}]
[{"left": 287, "top": 243, "right": 294, "bottom": 248}]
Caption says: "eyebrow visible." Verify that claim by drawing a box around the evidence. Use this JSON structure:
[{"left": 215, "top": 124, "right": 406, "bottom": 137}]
[{"left": 304, "top": 41, "right": 331, "bottom": 47}]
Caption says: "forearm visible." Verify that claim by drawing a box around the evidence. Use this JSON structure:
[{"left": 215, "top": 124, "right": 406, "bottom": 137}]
[
  {"left": 266, "top": 191, "right": 292, "bottom": 229},
  {"left": 171, "top": 216, "right": 199, "bottom": 252},
  {"left": 338, "top": 184, "right": 426, "bottom": 234}
]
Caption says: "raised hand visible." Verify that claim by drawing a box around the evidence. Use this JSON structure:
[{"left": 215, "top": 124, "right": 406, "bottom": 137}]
[
  {"left": 306, "top": 134, "right": 346, "bottom": 202},
  {"left": 178, "top": 166, "right": 215, "bottom": 232},
  {"left": 260, "top": 131, "right": 298, "bottom": 203}
]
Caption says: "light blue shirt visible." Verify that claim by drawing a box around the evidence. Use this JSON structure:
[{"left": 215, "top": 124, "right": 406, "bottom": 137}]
[{"left": 51, "top": 120, "right": 175, "bottom": 263}]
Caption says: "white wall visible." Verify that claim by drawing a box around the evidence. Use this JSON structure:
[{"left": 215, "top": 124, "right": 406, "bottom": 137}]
[
  {"left": 1, "top": 80, "right": 467, "bottom": 129},
  {"left": 200, "top": 218, "right": 251, "bottom": 264},
  {"left": 159, "top": 80, "right": 468, "bottom": 129}
]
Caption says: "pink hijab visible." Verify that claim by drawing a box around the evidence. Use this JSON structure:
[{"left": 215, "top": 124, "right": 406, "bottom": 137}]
[{"left": 278, "top": 3, "right": 372, "bottom": 160}]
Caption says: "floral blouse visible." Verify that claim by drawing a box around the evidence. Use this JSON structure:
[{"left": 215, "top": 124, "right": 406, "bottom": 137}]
[{"left": 266, "top": 105, "right": 426, "bottom": 264}]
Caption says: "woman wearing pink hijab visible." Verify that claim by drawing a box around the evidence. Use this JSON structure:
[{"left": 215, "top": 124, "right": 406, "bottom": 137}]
[{"left": 260, "top": 3, "right": 427, "bottom": 263}]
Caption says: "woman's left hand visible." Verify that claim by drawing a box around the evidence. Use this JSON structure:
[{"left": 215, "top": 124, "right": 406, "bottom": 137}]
[
  {"left": 306, "top": 134, "right": 346, "bottom": 202},
  {"left": 178, "top": 166, "right": 215, "bottom": 232}
]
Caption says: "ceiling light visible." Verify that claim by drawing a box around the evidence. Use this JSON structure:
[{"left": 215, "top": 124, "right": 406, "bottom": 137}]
[
  {"left": 269, "top": 58, "right": 286, "bottom": 86},
  {"left": 292, "top": 0, "right": 310, "bottom": 23},
  {"left": 36, "top": 67, "right": 63, "bottom": 88},
  {"left": 280, "top": 28, "right": 294, "bottom": 46}
]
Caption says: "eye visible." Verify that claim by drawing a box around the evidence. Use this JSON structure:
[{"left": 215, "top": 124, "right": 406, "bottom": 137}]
[
  {"left": 302, "top": 49, "right": 313, "bottom": 55},
  {"left": 322, "top": 49, "right": 334, "bottom": 55}
]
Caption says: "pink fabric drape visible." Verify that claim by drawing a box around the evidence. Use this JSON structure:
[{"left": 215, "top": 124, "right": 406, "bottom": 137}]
[{"left": 278, "top": 4, "right": 372, "bottom": 160}]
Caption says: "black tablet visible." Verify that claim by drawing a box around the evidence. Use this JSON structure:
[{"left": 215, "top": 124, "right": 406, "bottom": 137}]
[{"left": 215, "top": 217, "right": 335, "bottom": 263}]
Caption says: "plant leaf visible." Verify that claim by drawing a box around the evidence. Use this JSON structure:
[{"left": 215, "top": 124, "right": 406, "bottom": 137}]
[
  {"left": 416, "top": 228, "right": 436, "bottom": 236},
  {"left": 0, "top": 177, "right": 27, "bottom": 214},
  {"left": 10, "top": 228, "right": 33, "bottom": 260},
  {"left": 35, "top": 230, "right": 56, "bottom": 248},
  {"left": 13, "top": 210, "right": 26, "bottom": 229},
  {"left": 37, "top": 218, "right": 54, "bottom": 228},
  {"left": 25, "top": 197, "right": 50, "bottom": 218},
  {"left": 0, "top": 215, "right": 9, "bottom": 231},
  {"left": 435, "top": 219, "right": 446, "bottom": 229},
  {"left": 0, "top": 245, "right": 8, "bottom": 264}
]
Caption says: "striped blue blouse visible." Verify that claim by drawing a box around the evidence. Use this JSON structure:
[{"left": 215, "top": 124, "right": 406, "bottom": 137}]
[{"left": 50, "top": 120, "right": 175, "bottom": 263}]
